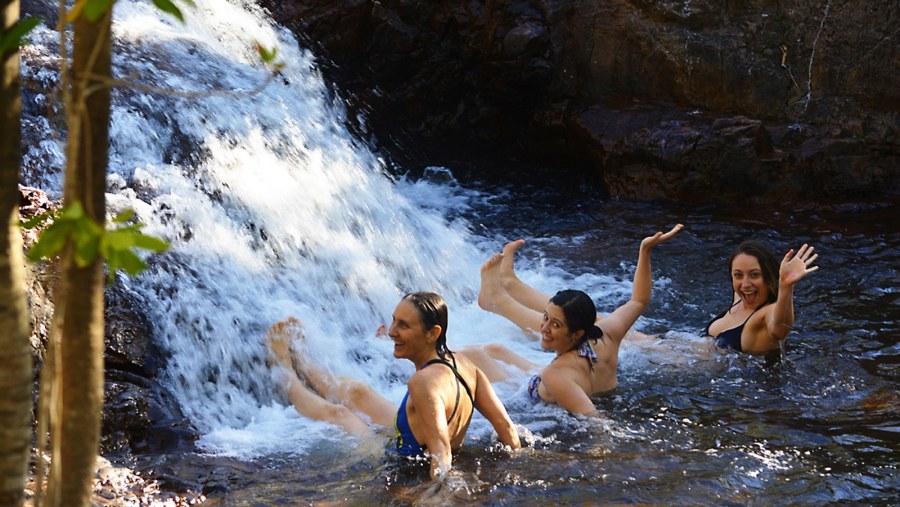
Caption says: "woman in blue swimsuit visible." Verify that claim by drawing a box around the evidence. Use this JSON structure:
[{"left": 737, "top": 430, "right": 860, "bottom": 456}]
[
  {"left": 266, "top": 292, "right": 521, "bottom": 479},
  {"left": 703, "top": 240, "right": 819, "bottom": 356},
  {"left": 461, "top": 225, "right": 683, "bottom": 417}
]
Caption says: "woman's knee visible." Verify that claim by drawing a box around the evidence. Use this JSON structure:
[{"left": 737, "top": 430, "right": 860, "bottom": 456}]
[
  {"left": 323, "top": 402, "right": 358, "bottom": 423},
  {"left": 344, "top": 382, "right": 378, "bottom": 407}
]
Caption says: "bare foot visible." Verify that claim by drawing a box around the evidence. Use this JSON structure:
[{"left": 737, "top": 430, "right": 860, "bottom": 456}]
[
  {"left": 266, "top": 317, "right": 303, "bottom": 371},
  {"left": 499, "top": 239, "right": 526, "bottom": 291},
  {"left": 285, "top": 327, "right": 338, "bottom": 398},
  {"left": 478, "top": 252, "right": 504, "bottom": 311},
  {"left": 266, "top": 320, "right": 348, "bottom": 402}
]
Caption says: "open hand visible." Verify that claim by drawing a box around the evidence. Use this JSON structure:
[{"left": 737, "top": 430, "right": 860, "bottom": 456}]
[
  {"left": 780, "top": 243, "right": 819, "bottom": 286},
  {"left": 641, "top": 223, "right": 684, "bottom": 250}
]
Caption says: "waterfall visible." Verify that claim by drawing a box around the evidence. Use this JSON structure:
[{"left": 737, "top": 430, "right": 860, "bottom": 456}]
[
  {"left": 20, "top": 0, "right": 512, "bottom": 457},
  {"left": 20, "top": 0, "right": 642, "bottom": 459}
]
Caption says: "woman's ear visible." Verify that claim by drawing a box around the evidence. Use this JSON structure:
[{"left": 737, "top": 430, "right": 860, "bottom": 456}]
[
  {"left": 426, "top": 325, "right": 442, "bottom": 345},
  {"left": 570, "top": 329, "right": 585, "bottom": 342}
]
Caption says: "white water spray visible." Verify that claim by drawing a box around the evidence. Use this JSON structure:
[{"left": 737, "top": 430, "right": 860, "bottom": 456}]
[{"left": 20, "top": 0, "right": 639, "bottom": 458}]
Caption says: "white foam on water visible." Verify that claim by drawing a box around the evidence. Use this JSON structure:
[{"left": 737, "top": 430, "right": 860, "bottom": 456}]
[{"left": 21, "top": 0, "right": 662, "bottom": 460}]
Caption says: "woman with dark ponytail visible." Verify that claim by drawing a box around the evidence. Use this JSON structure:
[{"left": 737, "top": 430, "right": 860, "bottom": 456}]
[
  {"left": 265, "top": 292, "right": 521, "bottom": 480},
  {"left": 460, "top": 225, "right": 683, "bottom": 417}
]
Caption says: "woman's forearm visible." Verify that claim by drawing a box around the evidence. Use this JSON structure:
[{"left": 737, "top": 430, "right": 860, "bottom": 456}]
[
  {"left": 631, "top": 245, "right": 653, "bottom": 306},
  {"left": 767, "top": 284, "right": 796, "bottom": 341}
]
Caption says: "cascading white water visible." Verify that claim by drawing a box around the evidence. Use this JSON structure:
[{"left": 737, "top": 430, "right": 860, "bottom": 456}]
[
  {"left": 102, "top": 0, "right": 502, "bottom": 453},
  {"left": 20, "top": 0, "right": 643, "bottom": 459},
  {"left": 21, "top": 5, "right": 897, "bottom": 504},
  {"left": 22, "top": 0, "right": 505, "bottom": 457}
]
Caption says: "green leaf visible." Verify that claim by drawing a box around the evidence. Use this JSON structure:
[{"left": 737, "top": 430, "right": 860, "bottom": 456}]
[
  {"left": 27, "top": 220, "right": 73, "bottom": 261},
  {"left": 73, "top": 216, "right": 102, "bottom": 267},
  {"left": 111, "top": 249, "right": 148, "bottom": 275},
  {"left": 19, "top": 209, "right": 57, "bottom": 230},
  {"left": 84, "top": 0, "right": 116, "bottom": 22},
  {"left": 256, "top": 43, "right": 278, "bottom": 64},
  {"left": 111, "top": 209, "right": 136, "bottom": 224},
  {"left": 59, "top": 201, "right": 85, "bottom": 220},
  {"left": 103, "top": 228, "right": 136, "bottom": 251},
  {"left": 132, "top": 233, "right": 169, "bottom": 252},
  {"left": 151, "top": 0, "right": 185, "bottom": 22},
  {"left": 0, "top": 17, "right": 41, "bottom": 54}
]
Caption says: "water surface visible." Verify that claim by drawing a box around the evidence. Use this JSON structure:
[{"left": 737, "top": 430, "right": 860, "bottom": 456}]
[{"left": 18, "top": 0, "right": 898, "bottom": 503}]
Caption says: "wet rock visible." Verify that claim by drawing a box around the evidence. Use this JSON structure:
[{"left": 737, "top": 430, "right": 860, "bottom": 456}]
[
  {"left": 260, "top": 0, "right": 899, "bottom": 203},
  {"left": 19, "top": 192, "right": 198, "bottom": 478}
]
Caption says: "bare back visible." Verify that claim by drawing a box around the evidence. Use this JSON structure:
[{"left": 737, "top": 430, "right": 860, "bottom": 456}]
[{"left": 405, "top": 353, "right": 476, "bottom": 450}]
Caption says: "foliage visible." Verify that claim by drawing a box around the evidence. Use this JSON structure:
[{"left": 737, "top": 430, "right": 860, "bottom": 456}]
[
  {"left": 67, "top": 0, "right": 195, "bottom": 23},
  {"left": 22, "top": 202, "right": 169, "bottom": 281},
  {"left": 0, "top": 16, "right": 40, "bottom": 56},
  {"left": 256, "top": 42, "right": 284, "bottom": 71}
]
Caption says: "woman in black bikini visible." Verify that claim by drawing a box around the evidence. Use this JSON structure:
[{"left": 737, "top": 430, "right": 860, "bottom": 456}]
[
  {"left": 461, "top": 224, "right": 683, "bottom": 417},
  {"left": 704, "top": 240, "right": 819, "bottom": 356}
]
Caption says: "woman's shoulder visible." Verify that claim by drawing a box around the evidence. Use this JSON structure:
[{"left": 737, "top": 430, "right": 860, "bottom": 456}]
[
  {"left": 450, "top": 353, "right": 480, "bottom": 381},
  {"left": 543, "top": 351, "right": 586, "bottom": 374},
  {"left": 748, "top": 302, "right": 775, "bottom": 324}
]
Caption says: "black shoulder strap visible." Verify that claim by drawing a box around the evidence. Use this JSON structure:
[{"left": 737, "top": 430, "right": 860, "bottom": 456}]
[{"left": 424, "top": 356, "right": 475, "bottom": 417}]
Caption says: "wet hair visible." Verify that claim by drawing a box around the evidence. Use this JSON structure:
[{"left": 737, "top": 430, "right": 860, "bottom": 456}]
[
  {"left": 549, "top": 289, "right": 603, "bottom": 344},
  {"left": 729, "top": 241, "right": 779, "bottom": 306},
  {"left": 402, "top": 291, "right": 451, "bottom": 359}
]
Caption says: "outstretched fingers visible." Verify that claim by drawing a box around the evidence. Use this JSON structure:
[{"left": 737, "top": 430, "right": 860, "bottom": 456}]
[
  {"left": 641, "top": 223, "right": 684, "bottom": 249},
  {"left": 780, "top": 244, "right": 820, "bottom": 284}
]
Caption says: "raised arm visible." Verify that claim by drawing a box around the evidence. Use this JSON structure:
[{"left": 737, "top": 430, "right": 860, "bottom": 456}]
[
  {"left": 472, "top": 368, "right": 521, "bottom": 450},
  {"left": 599, "top": 224, "right": 683, "bottom": 343},
  {"left": 765, "top": 244, "right": 819, "bottom": 342}
]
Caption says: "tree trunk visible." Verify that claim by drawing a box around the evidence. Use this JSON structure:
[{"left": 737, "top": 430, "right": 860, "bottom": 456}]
[
  {"left": 43, "top": 7, "right": 112, "bottom": 507},
  {"left": 0, "top": 1, "right": 34, "bottom": 505}
]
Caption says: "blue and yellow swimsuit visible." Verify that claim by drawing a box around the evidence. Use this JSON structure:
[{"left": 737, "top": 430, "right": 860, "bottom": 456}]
[{"left": 393, "top": 355, "right": 473, "bottom": 457}]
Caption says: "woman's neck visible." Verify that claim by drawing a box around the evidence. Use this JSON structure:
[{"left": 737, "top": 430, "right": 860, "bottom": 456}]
[{"left": 413, "top": 351, "right": 441, "bottom": 370}]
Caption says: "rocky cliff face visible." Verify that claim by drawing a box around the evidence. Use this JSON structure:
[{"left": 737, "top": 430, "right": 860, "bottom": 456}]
[
  {"left": 19, "top": 187, "right": 195, "bottom": 462},
  {"left": 261, "top": 0, "right": 898, "bottom": 203}
]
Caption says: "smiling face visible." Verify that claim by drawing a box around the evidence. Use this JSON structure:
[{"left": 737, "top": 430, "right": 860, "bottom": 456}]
[
  {"left": 388, "top": 299, "right": 438, "bottom": 364},
  {"left": 540, "top": 303, "right": 583, "bottom": 355},
  {"left": 731, "top": 253, "right": 770, "bottom": 309}
]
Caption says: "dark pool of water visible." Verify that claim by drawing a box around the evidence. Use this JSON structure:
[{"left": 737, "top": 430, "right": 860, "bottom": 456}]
[{"left": 140, "top": 186, "right": 899, "bottom": 505}]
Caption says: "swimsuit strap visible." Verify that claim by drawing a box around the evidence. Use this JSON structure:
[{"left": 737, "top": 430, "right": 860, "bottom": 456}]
[
  {"left": 733, "top": 299, "right": 764, "bottom": 324},
  {"left": 741, "top": 307, "right": 760, "bottom": 325},
  {"left": 424, "top": 354, "right": 474, "bottom": 421},
  {"left": 577, "top": 339, "right": 599, "bottom": 372}
]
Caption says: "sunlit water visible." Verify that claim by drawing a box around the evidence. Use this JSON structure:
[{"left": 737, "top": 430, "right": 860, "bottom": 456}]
[{"left": 19, "top": 0, "right": 898, "bottom": 504}]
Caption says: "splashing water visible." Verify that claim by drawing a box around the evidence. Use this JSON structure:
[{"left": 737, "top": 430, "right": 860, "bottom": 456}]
[
  {"left": 20, "top": 1, "right": 899, "bottom": 503},
  {"left": 21, "top": 0, "right": 541, "bottom": 457}
]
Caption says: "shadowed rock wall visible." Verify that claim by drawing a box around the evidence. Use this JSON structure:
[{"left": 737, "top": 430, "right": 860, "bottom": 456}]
[{"left": 262, "top": 0, "right": 898, "bottom": 203}]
